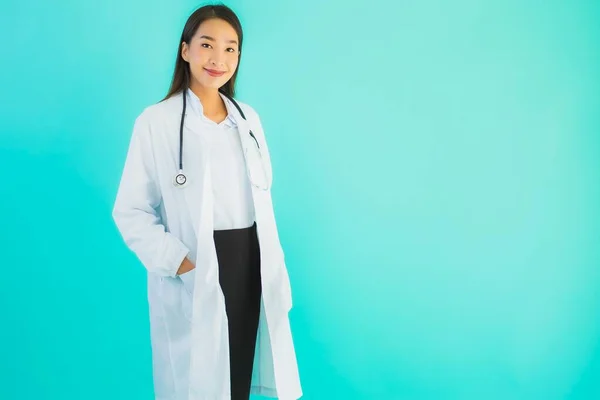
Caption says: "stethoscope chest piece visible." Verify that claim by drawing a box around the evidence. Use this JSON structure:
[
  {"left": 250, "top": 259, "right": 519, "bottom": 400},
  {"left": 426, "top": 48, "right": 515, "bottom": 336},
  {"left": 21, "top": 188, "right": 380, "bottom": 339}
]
[{"left": 173, "top": 170, "right": 188, "bottom": 187}]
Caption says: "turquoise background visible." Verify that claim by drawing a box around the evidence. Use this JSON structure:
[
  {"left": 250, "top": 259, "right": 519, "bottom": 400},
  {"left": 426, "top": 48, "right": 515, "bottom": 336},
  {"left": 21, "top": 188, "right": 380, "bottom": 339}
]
[{"left": 1, "top": 0, "right": 599, "bottom": 399}]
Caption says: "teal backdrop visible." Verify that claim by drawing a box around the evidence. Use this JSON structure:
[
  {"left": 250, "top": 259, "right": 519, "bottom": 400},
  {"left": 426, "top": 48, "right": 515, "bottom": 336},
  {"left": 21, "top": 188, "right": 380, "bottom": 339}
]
[{"left": 1, "top": 0, "right": 599, "bottom": 399}]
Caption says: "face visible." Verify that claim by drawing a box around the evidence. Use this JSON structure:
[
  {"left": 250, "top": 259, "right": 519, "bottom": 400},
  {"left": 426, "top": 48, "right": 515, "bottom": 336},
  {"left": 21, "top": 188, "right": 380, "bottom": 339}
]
[{"left": 181, "top": 18, "right": 240, "bottom": 91}]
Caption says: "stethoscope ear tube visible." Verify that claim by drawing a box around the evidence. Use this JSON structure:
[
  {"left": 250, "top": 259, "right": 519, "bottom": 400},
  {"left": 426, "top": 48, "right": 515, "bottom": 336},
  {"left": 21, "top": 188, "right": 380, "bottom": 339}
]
[
  {"left": 179, "top": 90, "right": 186, "bottom": 171},
  {"left": 173, "top": 91, "right": 188, "bottom": 187}
]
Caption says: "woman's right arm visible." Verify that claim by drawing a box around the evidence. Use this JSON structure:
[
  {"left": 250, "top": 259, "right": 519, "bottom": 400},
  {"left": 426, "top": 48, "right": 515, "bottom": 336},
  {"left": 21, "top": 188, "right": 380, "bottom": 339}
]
[{"left": 112, "top": 113, "right": 191, "bottom": 277}]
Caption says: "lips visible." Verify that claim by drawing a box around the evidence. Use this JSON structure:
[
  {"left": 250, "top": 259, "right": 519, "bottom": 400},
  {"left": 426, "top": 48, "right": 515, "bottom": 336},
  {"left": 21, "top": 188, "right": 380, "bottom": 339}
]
[{"left": 204, "top": 68, "right": 225, "bottom": 77}]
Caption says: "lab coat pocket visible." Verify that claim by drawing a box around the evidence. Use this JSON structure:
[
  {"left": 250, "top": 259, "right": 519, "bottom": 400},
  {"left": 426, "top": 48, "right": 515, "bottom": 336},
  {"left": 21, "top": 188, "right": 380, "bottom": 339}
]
[
  {"left": 244, "top": 140, "right": 269, "bottom": 190},
  {"left": 179, "top": 268, "right": 196, "bottom": 295},
  {"left": 179, "top": 269, "right": 196, "bottom": 320}
]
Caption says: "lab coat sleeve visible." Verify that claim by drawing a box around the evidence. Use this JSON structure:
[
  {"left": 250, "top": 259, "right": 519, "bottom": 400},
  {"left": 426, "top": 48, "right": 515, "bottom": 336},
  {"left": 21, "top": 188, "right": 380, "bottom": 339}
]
[{"left": 112, "top": 113, "right": 189, "bottom": 277}]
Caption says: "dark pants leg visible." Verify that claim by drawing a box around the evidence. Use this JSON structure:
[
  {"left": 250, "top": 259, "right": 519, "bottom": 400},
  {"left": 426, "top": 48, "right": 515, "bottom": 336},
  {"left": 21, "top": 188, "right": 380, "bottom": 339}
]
[{"left": 214, "top": 222, "right": 262, "bottom": 400}]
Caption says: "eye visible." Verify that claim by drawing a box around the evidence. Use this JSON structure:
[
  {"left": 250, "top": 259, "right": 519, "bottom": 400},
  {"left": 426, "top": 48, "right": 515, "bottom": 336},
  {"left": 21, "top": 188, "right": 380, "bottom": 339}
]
[
  {"left": 201, "top": 43, "right": 212, "bottom": 49},
  {"left": 227, "top": 48, "right": 237, "bottom": 53}
]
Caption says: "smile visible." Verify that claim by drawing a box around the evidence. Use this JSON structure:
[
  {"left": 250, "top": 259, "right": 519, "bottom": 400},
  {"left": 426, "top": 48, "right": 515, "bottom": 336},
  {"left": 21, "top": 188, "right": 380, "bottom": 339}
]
[{"left": 204, "top": 68, "right": 225, "bottom": 77}]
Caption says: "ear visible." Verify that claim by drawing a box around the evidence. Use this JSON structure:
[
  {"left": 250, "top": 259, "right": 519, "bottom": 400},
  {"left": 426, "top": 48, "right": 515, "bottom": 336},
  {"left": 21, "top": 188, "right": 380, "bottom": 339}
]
[{"left": 181, "top": 42, "right": 189, "bottom": 62}]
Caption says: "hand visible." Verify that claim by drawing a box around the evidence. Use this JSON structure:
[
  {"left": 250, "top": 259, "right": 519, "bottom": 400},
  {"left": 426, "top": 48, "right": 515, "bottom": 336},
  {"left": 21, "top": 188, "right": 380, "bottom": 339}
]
[{"left": 176, "top": 257, "right": 195, "bottom": 275}]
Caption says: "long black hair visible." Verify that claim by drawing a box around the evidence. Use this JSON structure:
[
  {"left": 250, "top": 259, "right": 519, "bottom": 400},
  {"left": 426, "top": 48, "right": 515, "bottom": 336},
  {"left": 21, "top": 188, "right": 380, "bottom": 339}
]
[{"left": 162, "top": 4, "right": 243, "bottom": 101}]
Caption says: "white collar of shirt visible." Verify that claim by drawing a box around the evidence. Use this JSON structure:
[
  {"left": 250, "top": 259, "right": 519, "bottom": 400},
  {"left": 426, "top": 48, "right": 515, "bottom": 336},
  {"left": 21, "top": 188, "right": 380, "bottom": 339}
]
[{"left": 186, "top": 88, "right": 237, "bottom": 128}]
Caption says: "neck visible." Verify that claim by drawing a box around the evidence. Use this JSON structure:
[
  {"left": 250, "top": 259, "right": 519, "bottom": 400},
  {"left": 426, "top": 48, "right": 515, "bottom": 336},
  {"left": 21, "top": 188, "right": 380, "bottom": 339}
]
[{"left": 189, "top": 83, "right": 224, "bottom": 116}]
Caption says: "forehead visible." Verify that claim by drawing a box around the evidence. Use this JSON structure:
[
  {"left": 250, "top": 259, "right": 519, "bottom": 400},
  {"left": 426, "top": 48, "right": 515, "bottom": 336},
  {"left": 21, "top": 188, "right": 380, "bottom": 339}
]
[{"left": 195, "top": 18, "right": 238, "bottom": 42}]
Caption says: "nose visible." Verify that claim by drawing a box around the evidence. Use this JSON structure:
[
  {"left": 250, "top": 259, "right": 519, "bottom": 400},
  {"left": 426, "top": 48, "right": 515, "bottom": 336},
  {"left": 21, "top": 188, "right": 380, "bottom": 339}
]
[{"left": 209, "top": 54, "right": 226, "bottom": 67}]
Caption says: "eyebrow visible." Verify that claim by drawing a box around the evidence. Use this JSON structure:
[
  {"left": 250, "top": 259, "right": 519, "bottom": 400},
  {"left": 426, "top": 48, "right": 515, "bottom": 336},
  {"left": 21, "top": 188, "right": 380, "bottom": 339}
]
[{"left": 198, "top": 35, "right": 238, "bottom": 45}]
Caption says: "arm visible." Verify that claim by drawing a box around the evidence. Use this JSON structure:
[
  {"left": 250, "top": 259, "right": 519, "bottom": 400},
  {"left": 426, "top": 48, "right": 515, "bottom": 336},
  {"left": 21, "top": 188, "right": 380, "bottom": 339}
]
[{"left": 112, "top": 113, "right": 191, "bottom": 277}]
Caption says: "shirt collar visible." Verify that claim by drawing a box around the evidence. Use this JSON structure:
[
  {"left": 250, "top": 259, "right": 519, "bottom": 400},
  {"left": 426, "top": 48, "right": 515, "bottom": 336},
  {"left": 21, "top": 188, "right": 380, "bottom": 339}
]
[{"left": 185, "top": 88, "right": 237, "bottom": 128}]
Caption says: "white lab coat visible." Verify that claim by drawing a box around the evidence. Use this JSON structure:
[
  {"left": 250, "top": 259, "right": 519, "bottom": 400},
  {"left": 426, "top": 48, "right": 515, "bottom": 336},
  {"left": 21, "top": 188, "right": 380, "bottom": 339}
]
[{"left": 112, "top": 91, "right": 302, "bottom": 400}]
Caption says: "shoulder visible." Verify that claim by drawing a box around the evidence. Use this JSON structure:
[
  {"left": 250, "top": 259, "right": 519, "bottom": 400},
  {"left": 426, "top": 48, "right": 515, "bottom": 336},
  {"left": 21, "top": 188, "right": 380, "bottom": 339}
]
[
  {"left": 131, "top": 93, "right": 182, "bottom": 134},
  {"left": 140, "top": 93, "right": 181, "bottom": 120},
  {"left": 233, "top": 99, "right": 262, "bottom": 125}
]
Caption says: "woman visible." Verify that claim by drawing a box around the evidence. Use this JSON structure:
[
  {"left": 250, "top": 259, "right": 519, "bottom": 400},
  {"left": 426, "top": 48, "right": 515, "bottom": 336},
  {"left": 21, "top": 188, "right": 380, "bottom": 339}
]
[{"left": 112, "top": 4, "right": 302, "bottom": 400}]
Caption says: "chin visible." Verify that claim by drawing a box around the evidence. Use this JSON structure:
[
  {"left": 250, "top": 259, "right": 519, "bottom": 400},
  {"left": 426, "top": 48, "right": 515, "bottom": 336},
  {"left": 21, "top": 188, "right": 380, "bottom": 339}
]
[{"left": 199, "top": 78, "right": 229, "bottom": 90}]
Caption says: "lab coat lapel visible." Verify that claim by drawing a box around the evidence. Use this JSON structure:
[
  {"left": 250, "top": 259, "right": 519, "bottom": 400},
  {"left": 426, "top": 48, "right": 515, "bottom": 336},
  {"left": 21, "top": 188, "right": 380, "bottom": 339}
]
[
  {"left": 223, "top": 97, "right": 268, "bottom": 193},
  {"left": 234, "top": 117, "right": 252, "bottom": 160},
  {"left": 221, "top": 94, "right": 252, "bottom": 157},
  {"left": 179, "top": 96, "right": 228, "bottom": 397},
  {"left": 181, "top": 109, "right": 211, "bottom": 237}
]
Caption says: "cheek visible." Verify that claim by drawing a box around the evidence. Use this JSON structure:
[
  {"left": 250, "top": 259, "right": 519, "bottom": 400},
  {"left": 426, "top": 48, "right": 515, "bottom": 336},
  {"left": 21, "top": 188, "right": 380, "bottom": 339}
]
[
  {"left": 191, "top": 51, "right": 208, "bottom": 65},
  {"left": 228, "top": 59, "right": 239, "bottom": 72},
  {"left": 187, "top": 47, "right": 206, "bottom": 63}
]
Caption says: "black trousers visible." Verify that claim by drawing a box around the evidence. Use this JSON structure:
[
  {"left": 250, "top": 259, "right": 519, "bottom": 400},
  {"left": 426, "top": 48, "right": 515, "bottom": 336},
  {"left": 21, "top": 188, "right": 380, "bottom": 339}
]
[{"left": 213, "top": 222, "right": 262, "bottom": 400}]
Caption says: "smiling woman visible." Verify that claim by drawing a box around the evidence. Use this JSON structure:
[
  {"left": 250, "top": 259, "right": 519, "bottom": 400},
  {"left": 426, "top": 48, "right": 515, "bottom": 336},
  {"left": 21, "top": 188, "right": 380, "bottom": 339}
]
[
  {"left": 112, "top": 4, "right": 302, "bottom": 400},
  {"left": 164, "top": 13, "right": 242, "bottom": 123}
]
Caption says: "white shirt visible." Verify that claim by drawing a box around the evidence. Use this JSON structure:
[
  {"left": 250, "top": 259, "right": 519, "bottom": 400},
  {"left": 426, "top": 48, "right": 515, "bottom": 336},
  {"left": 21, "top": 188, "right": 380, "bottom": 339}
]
[{"left": 186, "top": 89, "right": 256, "bottom": 230}]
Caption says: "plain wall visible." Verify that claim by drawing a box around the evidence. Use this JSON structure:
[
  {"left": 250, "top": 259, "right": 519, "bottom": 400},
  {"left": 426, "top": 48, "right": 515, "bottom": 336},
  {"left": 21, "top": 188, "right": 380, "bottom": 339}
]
[{"left": 1, "top": 0, "right": 599, "bottom": 399}]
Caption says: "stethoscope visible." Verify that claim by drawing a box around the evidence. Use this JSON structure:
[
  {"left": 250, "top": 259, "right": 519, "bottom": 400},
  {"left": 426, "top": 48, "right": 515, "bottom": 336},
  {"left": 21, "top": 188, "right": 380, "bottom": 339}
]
[{"left": 174, "top": 89, "right": 269, "bottom": 191}]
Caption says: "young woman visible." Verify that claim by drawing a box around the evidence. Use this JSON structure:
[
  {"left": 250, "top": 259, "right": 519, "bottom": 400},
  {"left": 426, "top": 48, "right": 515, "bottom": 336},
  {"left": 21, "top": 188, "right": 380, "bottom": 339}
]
[{"left": 112, "top": 5, "right": 302, "bottom": 399}]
